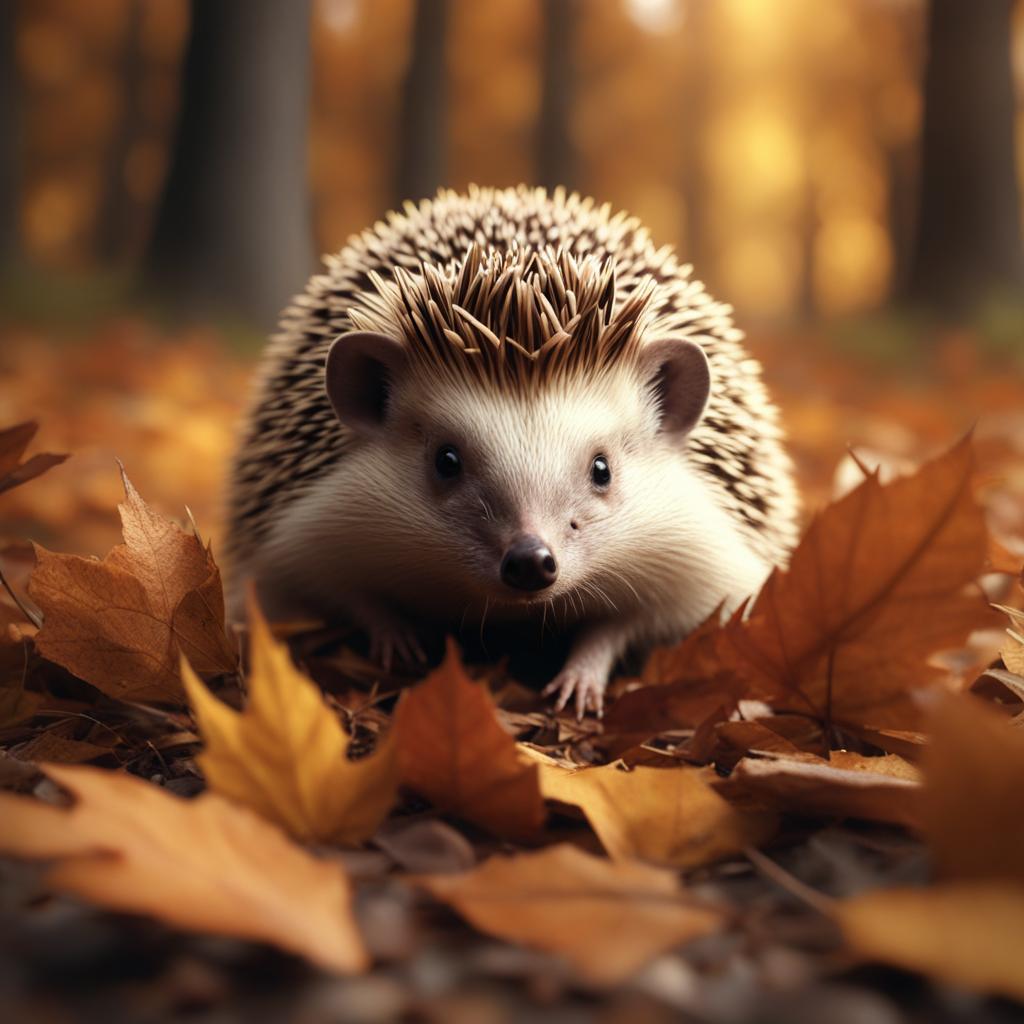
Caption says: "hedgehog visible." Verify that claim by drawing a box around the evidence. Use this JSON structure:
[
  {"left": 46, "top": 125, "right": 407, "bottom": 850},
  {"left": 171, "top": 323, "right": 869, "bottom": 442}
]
[{"left": 225, "top": 185, "right": 799, "bottom": 716}]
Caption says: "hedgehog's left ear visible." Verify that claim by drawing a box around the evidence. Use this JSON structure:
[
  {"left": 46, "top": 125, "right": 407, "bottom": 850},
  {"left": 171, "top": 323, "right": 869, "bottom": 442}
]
[
  {"left": 643, "top": 338, "right": 711, "bottom": 438},
  {"left": 325, "top": 331, "right": 408, "bottom": 436}
]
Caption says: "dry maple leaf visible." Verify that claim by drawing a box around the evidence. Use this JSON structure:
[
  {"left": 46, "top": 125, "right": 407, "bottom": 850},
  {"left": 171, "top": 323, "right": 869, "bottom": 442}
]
[
  {"left": 0, "top": 764, "right": 369, "bottom": 974},
  {"left": 393, "top": 641, "right": 545, "bottom": 841},
  {"left": 0, "top": 421, "right": 68, "bottom": 496},
  {"left": 721, "top": 436, "right": 993, "bottom": 731},
  {"left": 837, "top": 694, "right": 1024, "bottom": 1000},
  {"left": 183, "top": 599, "right": 397, "bottom": 846},
  {"left": 28, "top": 467, "right": 237, "bottom": 702},
  {"left": 523, "top": 749, "right": 775, "bottom": 869},
  {"left": 415, "top": 843, "right": 724, "bottom": 985},
  {"left": 716, "top": 751, "right": 921, "bottom": 827}
]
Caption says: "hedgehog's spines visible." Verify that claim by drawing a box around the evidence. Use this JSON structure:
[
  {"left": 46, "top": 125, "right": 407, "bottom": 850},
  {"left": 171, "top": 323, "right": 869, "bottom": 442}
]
[{"left": 227, "top": 185, "right": 799, "bottom": 571}]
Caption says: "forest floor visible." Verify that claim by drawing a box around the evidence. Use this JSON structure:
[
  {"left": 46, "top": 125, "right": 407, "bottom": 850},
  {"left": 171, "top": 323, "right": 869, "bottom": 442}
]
[{"left": 1, "top": 317, "right": 1023, "bottom": 1024}]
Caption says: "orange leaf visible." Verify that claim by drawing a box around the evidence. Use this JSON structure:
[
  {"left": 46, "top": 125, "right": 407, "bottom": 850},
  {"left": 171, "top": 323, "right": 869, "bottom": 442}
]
[
  {"left": 415, "top": 844, "right": 724, "bottom": 985},
  {"left": 0, "top": 764, "right": 369, "bottom": 973},
  {"left": 838, "top": 882, "right": 1024, "bottom": 1003},
  {"left": 722, "top": 436, "right": 991, "bottom": 730},
  {"left": 28, "top": 468, "right": 237, "bottom": 702},
  {"left": 919, "top": 693, "right": 1024, "bottom": 884},
  {"left": 394, "top": 642, "right": 545, "bottom": 841}
]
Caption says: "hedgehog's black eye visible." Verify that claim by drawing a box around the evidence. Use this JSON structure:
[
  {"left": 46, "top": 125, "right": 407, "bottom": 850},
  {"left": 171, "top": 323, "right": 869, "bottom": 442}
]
[
  {"left": 435, "top": 445, "right": 462, "bottom": 480},
  {"left": 591, "top": 455, "right": 611, "bottom": 488}
]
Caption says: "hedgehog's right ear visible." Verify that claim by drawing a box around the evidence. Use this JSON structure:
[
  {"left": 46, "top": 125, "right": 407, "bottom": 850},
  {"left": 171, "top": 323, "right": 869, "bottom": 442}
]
[
  {"left": 325, "top": 331, "right": 408, "bottom": 436},
  {"left": 642, "top": 338, "right": 711, "bottom": 438}
]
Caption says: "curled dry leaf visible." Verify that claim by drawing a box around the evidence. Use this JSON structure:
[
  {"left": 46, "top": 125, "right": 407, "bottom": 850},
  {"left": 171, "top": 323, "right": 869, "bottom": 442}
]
[
  {"left": 414, "top": 843, "right": 725, "bottom": 986},
  {"left": 27, "top": 468, "right": 237, "bottom": 702},
  {"left": 0, "top": 421, "right": 68, "bottom": 496},
  {"left": 183, "top": 599, "right": 397, "bottom": 846},
  {"left": 994, "top": 602, "right": 1024, "bottom": 676},
  {"left": 393, "top": 641, "right": 545, "bottom": 842},
  {"left": 721, "top": 436, "right": 994, "bottom": 730},
  {"left": 716, "top": 752, "right": 921, "bottom": 827},
  {"left": 0, "top": 764, "right": 369, "bottom": 974},
  {"left": 523, "top": 748, "right": 776, "bottom": 869}
]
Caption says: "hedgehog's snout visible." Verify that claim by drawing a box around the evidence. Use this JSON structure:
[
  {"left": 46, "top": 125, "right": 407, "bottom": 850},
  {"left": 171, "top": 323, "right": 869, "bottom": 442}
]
[{"left": 500, "top": 535, "right": 558, "bottom": 593}]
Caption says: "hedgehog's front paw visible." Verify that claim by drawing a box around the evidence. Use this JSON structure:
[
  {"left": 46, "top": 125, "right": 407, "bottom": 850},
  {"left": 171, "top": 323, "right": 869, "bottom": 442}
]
[{"left": 543, "top": 667, "right": 608, "bottom": 721}]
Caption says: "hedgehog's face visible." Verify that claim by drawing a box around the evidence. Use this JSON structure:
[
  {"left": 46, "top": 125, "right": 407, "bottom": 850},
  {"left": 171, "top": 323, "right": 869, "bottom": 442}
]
[{"left": 325, "top": 331, "right": 711, "bottom": 615}]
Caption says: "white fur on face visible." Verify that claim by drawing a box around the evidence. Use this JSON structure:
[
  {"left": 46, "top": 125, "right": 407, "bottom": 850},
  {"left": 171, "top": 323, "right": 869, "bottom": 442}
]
[{"left": 251, "top": 363, "right": 770, "bottom": 643}]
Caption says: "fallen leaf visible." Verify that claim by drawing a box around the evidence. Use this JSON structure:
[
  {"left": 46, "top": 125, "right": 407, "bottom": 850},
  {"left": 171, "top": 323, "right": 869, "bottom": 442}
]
[
  {"left": 374, "top": 819, "right": 476, "bottom": 875},
  {"left": 603, "top": 613, "right": 742, "bottom": 742},
  {"left": 838, "top": 882, "right": 1024, "bottom": 1003},
  {"left": 415, "top": 844, "right": 725, "bottom": 985},
  {"left": 393, "top": 642, "right": 545, "bottom": 841},
  {"left": 524, "top": 750, "right": 775, "bottom": 869},
  {"left": 0, "top": 421, "right": 68, "bottom": 496},
  {"left": 919, "top": 693, "right": 1024, "bottom": 883},
  {"left": 836, "top": 694, "right": 1024, "bottom": 999},
  {"left": 28, "top": 468, "right": 237, "bottom": 702},
  {"left": 721, "top": 437, "right": 993, "bottom": 730},
  {"left": 995, "top": 602, "right": 1024, "bottom": 676},
  {"left": 716, "top": 752, "right": 921, "bottom": 827},
  {"left": 183, "top": 599, "right": 397, "bottom": 845},
  {"left": 0, "top": 764, "right": 369, "bottom": 973}
]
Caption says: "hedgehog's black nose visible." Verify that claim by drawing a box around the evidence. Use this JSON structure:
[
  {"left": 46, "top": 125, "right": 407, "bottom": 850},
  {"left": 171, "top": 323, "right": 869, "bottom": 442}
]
[{"left": 501, "top": 535, "right": 558, "bottom": 592}]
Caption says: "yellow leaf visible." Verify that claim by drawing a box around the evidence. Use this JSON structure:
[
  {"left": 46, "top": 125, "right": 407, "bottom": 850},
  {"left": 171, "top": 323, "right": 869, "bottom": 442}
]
[
  {"left": 838, "top": 882, "right": 1024, "bottom": 1003},
  {"left": 0, "top": 764, "right": 369, "bottom": 974},
  {"left": 183, "top": 599, "right": 397, "bottom": 846},
  {"left": 394, "top": 641, "right": 545, "bottom": 841},
  {"left": 523, "top": 749, "right": 775, "bottom": 869},
  {"left": 415, "top": 844, "right": 724, "bottom": 986}
]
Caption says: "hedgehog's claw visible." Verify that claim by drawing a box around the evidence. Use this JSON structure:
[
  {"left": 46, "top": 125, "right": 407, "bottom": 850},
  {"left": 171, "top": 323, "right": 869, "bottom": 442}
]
[{"left": 543, "top": 669, "right": 606, "bottom": 720}]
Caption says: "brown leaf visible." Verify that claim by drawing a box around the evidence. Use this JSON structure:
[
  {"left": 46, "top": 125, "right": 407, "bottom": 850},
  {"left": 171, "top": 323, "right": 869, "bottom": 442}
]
[
  {"left": 28, "top": 468, "right": 237, "bottom": 702},
  {"left": 838, "top": 882, "right": 1024, "bottom": 1003},
  {"left": 393, "top": 642, "right": 545, "bottom": 841},
  {"left": 836, "top": 695, "right": 1024, "bottom": 999},
  {"left": 183, "top": 599, "right": 397, "bottom": 846},
  {"left": 415, "top": 844, "right": 725, "bottom": 985},
  {"left": 721, "top": 436, "right": 992, "bottom": 730},
  {"left": 0, "top": 421, "right": 68, "bottom": 496},
  {"left": 603, "top": 612, "right": 741, "bottom": 743},
  {"left": 919, "top": 693, "right": 1024, "bottom": 884},
  {"left": 717, "top": 752, "right": 921, "bottom": 826},
  {"left": 0, "top": 764, "right": 369, "bottom": 973},
  {"left": 524, "top": 749, "right": 775, "bottom": 869}
]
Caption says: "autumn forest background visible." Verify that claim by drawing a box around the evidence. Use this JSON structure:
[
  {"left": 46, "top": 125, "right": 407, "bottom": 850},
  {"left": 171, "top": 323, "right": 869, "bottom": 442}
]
[{"left": 3, "top": 1, "right": 1024, "bottom": 1021}]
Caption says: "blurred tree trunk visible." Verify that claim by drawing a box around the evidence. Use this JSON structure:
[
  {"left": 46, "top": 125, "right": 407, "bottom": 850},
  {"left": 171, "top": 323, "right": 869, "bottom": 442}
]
[
  {"left": 395, "top": 0, "right": 447, "bottom": 206},
  {"left": 679, "top": 0, "right": 709, "bottom": 277},
  {"left": 904, "top": 0, "right": 1024, "bottom": 314},
  {"left": 537, "top": 0, "right": 576, "bottom": 192},
  {"left": 0, "top": 0, "right": 19, "bottom": 266},
  {"left": 142, "top": 0, "right": 314, "bottom": 328},
  {"left": 96, "top": 0, "right": 145, "bottom": 265}
]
